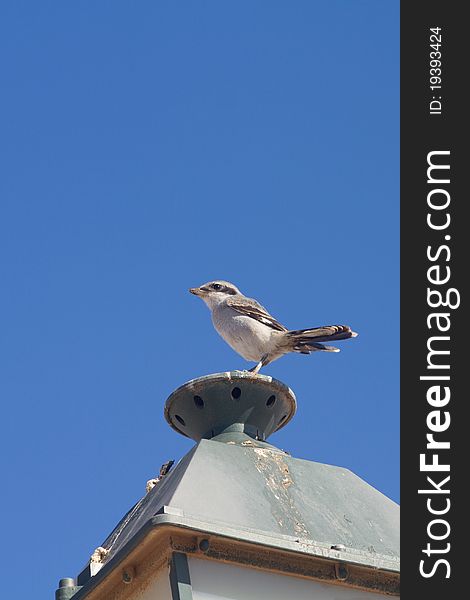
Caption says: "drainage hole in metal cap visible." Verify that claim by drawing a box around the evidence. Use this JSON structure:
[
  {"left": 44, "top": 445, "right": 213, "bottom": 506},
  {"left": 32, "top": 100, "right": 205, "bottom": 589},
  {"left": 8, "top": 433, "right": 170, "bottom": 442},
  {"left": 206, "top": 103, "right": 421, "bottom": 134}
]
[
  {"left": 175, "top": 414, "right": 186, "bottom": 427},
  {"left": 266, "top": 395, "right": 276, "bottom": 407},
  {"left": 278, "top": 414, "right": 287, "bottom": 425},
  {"left": 193, "top": 395, "right": 204, "bottom": 409},
  {"left": 231, "top": 387, "right": 241, "bottom": 400}
]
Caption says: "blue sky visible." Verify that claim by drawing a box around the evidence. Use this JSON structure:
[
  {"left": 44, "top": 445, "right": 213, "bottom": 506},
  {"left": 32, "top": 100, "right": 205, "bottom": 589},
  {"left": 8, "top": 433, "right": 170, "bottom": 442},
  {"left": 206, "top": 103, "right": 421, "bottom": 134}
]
[{"left": 0, "top": 1, "right": 399, "bottom": 596}]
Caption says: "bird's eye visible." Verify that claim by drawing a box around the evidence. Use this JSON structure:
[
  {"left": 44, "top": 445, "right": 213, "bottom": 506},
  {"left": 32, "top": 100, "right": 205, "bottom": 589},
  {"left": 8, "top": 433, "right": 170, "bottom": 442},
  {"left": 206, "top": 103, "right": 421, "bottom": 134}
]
[{"left": 212, "top": 283, "right": 222, "bottom": 291}]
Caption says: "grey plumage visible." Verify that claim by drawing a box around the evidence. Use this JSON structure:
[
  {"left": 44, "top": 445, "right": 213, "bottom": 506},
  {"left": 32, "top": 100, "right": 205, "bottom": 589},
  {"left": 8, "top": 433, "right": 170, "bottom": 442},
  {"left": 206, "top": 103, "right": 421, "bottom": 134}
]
[
  {"left": 189, "top": 280, "right": 357, "bottom": 374},
  {"left": 225, "top": 296, "right": 287, "bottom": 332}
]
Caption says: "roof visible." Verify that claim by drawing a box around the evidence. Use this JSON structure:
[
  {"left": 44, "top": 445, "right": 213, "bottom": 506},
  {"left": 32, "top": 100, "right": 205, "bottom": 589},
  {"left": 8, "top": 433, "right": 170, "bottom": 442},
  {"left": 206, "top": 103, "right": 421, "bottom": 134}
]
[
  {"left": 76, "top": 372, "right": 399, "bottom": 590},
  {"left": 98, "top": 433, "right": 399, "bottom": 571}
]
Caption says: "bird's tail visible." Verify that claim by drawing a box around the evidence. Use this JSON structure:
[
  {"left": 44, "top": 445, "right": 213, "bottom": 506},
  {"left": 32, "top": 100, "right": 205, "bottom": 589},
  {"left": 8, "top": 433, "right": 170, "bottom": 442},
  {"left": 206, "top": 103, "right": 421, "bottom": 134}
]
[{"left": 285, "top": 325, "right": 358, "bottom": 354}]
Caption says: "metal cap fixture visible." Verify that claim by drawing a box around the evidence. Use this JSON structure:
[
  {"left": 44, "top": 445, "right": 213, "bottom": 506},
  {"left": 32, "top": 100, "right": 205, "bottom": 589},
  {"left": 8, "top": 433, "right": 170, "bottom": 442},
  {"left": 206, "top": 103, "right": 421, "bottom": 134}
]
[{"left": 164, "top": 371, "right": 296, "bottom": 442}]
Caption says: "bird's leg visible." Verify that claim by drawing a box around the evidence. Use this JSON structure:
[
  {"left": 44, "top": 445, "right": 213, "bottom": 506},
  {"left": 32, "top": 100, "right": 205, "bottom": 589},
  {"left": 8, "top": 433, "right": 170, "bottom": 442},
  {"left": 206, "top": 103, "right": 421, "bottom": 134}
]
[
  {"left": 248, "top": 354, "right": 269, "bottom": 375},
  {"left": 248, "top": 361, "right": 262, "bottom": 374}
]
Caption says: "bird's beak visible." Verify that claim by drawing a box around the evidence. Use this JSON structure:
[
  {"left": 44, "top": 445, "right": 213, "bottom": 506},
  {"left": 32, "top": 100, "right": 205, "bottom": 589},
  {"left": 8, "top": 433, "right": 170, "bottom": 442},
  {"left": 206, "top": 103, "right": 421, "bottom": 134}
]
[{"left": 190, "top": 286, "right": 210, "bottom": 296}]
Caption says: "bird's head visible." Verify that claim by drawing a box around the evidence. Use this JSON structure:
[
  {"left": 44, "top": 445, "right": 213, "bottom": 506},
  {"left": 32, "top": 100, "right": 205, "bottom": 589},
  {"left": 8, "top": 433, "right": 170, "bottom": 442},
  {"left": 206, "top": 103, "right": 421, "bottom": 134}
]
[{"left": 189, "top": 280, "right": 241, "bottom": 309}]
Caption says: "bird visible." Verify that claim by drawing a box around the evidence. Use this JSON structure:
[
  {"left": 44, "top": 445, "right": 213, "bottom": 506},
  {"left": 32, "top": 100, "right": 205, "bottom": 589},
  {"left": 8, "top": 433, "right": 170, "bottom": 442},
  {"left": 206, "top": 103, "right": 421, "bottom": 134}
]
[{"left": 189, "top": 280, "right": 358, "bottom": 374}]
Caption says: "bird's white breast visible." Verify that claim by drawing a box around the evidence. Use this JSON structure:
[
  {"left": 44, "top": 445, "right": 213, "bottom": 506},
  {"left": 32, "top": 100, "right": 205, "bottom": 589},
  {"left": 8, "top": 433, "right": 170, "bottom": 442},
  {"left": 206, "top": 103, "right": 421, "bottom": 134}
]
[{"left": 211, "top": 303, "right": 279, "bottom": 362}]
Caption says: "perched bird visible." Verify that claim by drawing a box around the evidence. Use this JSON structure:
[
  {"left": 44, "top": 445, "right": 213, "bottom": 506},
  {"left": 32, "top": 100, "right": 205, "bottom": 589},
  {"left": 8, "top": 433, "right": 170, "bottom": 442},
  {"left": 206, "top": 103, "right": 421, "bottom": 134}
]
[{"left": 189, "top": 280, "right": 358, "bottom": 374}]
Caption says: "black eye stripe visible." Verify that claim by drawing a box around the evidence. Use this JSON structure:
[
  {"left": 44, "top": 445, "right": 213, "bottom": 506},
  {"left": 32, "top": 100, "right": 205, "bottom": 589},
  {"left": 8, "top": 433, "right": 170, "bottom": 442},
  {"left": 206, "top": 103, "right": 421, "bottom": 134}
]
[{"left": 209, "top": 283, "right": 237, "bottom": 294}]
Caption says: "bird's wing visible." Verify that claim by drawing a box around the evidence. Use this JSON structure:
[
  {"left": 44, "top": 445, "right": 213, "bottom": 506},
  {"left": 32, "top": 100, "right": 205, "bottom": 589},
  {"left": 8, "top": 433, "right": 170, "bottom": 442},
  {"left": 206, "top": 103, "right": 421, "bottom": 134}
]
[{"left": 226, "top": 296, "right": 288, "bottom": 332}]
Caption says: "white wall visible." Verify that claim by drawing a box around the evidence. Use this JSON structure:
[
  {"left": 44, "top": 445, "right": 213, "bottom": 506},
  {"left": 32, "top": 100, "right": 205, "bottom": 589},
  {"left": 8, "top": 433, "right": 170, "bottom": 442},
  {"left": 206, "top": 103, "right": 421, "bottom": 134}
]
[
  {"left": 134, "top": 564, "right": 172, "bottom": 600},
  {"left": 188, "top": 557, "right": 396, "bottom": 600}
]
